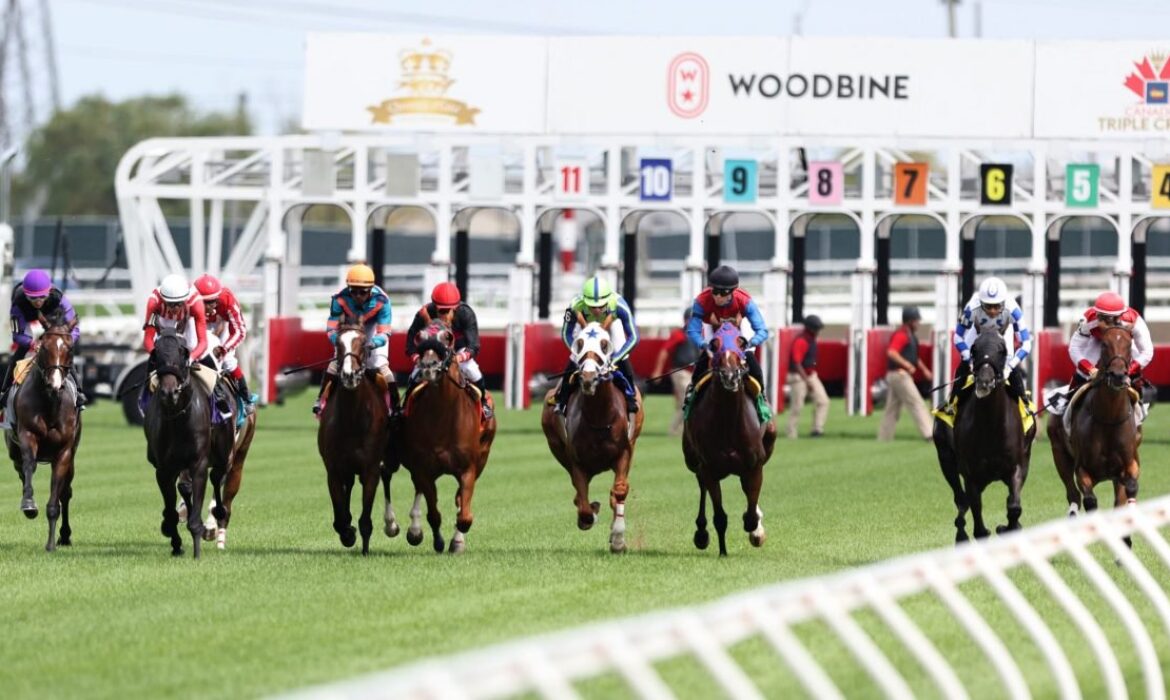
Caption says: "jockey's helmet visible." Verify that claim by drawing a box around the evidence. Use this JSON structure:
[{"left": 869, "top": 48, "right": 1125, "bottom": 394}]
[
  {"left": 431, "top": 281, "right": 461, "bottom": 308},
  {"left": 977, "top": 276, "right": 1008, "bottom": 308},
  {"left": 581, "top": 276, "right": 615, "bottom": 308},
  {"left": 22, "top": 269, "right": 52, "bottom": 299},
  {"left": 708, "top": 265, "right": 739, "bottom": 291},
  {"left": 1093, "top": 291, "right": 1126, "bottom": 317},
  {"left": 159, "top": 273, "right": 190, "bottom": 304},
  {"left": 194, "top": 273, "right": 223, "bottom": 301},
  {"left": 345, "top": 264, "right": 376, "bottom": 288}
]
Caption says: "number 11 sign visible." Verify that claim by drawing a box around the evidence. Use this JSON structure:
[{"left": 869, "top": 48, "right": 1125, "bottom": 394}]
[{"left": 554, "top": 158, "right": 589, "bottom": 200}]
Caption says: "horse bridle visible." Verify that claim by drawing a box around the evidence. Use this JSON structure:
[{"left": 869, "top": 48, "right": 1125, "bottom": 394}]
[{"left": 35, "top": 330, "right": 75, "bottom": 380}]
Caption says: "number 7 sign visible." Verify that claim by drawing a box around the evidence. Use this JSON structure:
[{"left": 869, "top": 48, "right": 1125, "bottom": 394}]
[{"left": 894, "top": 163, "right": 928, "bottom": 206}]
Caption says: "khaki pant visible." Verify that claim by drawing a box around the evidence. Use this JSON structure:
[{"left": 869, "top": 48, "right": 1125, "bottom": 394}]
[
  {"left": 786, "top": 372, "right": 829, "bottom": 439},
  {"left": 878, "top": 370, "right": 933, "bottom": 441},
  {"left": 669, "top": 369, "right": 692, "bottom": 435}
]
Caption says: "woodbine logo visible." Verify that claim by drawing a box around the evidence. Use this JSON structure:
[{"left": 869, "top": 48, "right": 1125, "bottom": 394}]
[{"left": 727, "top": 72, "right": 910, "bottom": 100}]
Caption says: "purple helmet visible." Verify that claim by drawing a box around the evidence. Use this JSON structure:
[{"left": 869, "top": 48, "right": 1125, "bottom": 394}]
[{"left": 22, "top": 269, "right": 52, "bottom": 298}]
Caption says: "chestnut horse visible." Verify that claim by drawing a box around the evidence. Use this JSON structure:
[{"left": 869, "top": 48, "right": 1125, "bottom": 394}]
[
  {"left": 316, "top": 317, "right": 391, "bottom": 555},
  {"left": 5, "top": 314, "right": 82, "bottom": 551},
  {"left": 1048, "top": 325, "right": 1142, "bottom": 532},
  {"left": 932, "top": 330, "right": 1036, "bottom": 543},
  {"left": 541, "top": 318, "right": 644, "bottom": 553},
  {"left": 683, "top": 322, "right": 776, "bottom": 556},
  {"left": 393, "top": 318, "right": 495, "bottom": 553}
]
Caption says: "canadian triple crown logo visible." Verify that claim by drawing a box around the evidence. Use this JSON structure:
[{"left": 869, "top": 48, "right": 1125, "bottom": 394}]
[
  {"left": 367, "top": 39, "right": 481, "bottom": 126},
  {"left": 1125, "top": 50, "right": 1169, "bottom": 104}
]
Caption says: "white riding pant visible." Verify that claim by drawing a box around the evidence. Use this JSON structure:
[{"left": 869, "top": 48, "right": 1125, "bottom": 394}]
[
  {"left": 328, "top": 343, "right": 391, "bottom": 378},
  {"left": 409, "top": 355, "right": 482, "bottom": 382}
]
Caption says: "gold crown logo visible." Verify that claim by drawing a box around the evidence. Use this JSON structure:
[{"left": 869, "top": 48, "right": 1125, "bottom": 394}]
[
  {"left": 1151, "top": 50, "right": 1168, "bottom": 67},
  {"left": 398, "top": 39, "right": 454, "bottom": 97}
]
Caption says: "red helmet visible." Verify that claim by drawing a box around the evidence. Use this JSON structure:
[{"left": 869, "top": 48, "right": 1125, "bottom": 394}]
[
  {"left": 194, "top": 274, "right": 223, "bottom": 301},
  {"left": 1093, "top": 291, "right": 1126, "bottom": 316},
  {"left": 431, "top": 282, "right": 461, "bottom": 308}
]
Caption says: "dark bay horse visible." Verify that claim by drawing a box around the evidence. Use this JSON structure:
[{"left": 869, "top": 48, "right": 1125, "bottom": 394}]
[
  {"left": 540, "top": 319, "right": 644, "bottom": 553},
  {"left": 5, "top": 314, "right": 82, "bottom": 551},
  {"left": 396, "top": 318, "right": 496, "bottom": 553},
  {"left": 144, "top": 327, "right": 223, "bottom": 558},
  {"left": 683, "top": 322, "right": 776, "bottom": 556},
  {"left": 1048, "top": 325, "right": 1142, "bottom": 528},
  {"left": 316, "top": 317, "right": 390, "bottom": 554},
  {"left": 933, "top": 331, "right": 1035, "bottom": 543}
]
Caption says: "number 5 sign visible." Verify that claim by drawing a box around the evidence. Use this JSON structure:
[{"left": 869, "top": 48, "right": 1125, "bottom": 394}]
[
  {"left": 808, "top": 162, "right": 843, "bottom": 205},
  {"left": 1065, "top": 164, "right": 1099, "bottom": 208},
  {"left": 554, "top": 158, "right": 589, "bottom": 200}
]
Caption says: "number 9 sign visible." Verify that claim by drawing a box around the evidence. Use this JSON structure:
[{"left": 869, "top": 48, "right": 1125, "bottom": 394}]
[
  {"left": 980, "top": 164, "right": 1013, "bottom": 206},
  {"left": 723, "top": 159, "right": 757, "bottom": 204}
]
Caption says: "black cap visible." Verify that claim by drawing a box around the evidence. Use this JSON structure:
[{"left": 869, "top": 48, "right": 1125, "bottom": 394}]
[
  {"left": 803, "top": 314, "right": 824, "bottom": 331},
  {"left": 708, "top": 265, "right": 739, "bottom": 288},
  {"left": 902, "top": 306, "right": 922, "bottom": 323}
]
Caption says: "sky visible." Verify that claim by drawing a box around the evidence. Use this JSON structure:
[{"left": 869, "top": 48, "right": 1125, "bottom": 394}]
[{"left": 24, "top": 0, "right": 1170, "bottom": 135}]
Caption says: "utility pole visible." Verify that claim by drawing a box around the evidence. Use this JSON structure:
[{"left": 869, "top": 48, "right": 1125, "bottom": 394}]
[
  {"left": 0, "top": 0, "right": 61, "bottom": 152},
  {"left": 941, "top": 0, "right": 961, "bottom": 38}
]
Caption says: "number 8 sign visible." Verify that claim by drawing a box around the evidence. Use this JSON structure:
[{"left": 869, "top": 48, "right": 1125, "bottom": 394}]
[{"left": 808, "top": 162, "right": 843, "bottom": 205}]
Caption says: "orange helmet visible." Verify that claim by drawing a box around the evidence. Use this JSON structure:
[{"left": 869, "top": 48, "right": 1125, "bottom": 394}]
[
  {"left": 431, "top": 281, "right": 461, "bottom": 308},
  {"left": 193, "top": 273, "right": 222, "bottom": 301},
  {"left": 345, "top": 264, "right": 376, "bottom": 288},
  {"left": 1093, "top": 291, "right": 1125, "bottom": 316}
]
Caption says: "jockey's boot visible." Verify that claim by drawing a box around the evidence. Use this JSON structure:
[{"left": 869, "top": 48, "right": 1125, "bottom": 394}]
[
  {"left": 682, "top": 382, "right": 695, "bottom": 417},
  {"left": 76, "top": 390, "right": 87, "bottom": 412},
  {"left": 552, "top": 379, "right": 571, "bottom": 416},
  {"left": 312, "top": 374, "right": 333, "bottom": 416},
  {"left": 235, "top": 375, "right": 256, "bottom": 416},
  {"left": 624, "top": 388, "right": 639, "bottom": 415},
  {"left": 380, "top": 371, "right": 399, "bottom": 417},
  {"left": 754, "top": 392, "right": 773, "bottom": 423},
  {"left": 473, "top": 378, "right": 493, "bottom": 420}
]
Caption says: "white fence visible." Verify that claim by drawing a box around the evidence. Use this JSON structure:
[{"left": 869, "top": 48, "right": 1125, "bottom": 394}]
[{"left": 283, "top": 496, "right": 1170, "bottom": 700}]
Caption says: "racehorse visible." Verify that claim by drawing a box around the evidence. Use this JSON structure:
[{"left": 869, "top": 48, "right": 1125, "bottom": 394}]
[
  {"left": 932, "top": 330, "right": 1035, "bottom": 543},
  {"left": 143, "top": 327, "right": 226, "bottom": 558},
  {"left": 683, "top": 322, "right": 776, "bottom": 556},
  {"left": 395, "top": 317, "right": 496, "bottom": 553},
  {"left": 1048, "top": 325, "right": 1142, "bottom": 531},
  {"left": 5, "top": 313, "right": 82, "bottom": 551},
  {"left": 316, "top": 316, "right": 391, "bottom": 554},
  {"left": 540, "top": 318, "right": 644, "bottom": 553}
]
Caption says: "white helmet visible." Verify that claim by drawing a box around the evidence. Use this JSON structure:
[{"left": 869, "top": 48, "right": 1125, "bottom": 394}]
[
  {"left": 159, "top": 273, "right": 191, "bottom": 303},
  {"left": 977, "top": 277, "right": 1008, "bottom": 306}
]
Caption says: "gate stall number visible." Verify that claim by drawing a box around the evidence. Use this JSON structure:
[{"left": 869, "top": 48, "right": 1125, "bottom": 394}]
[
  {"left": 555, "top": 157, "right": 590, "bottom": 201},
  {"left": 723, "top": 159, "right": 758, "bottom": 203},
  {"left": 639, "top": 158, "right": 673, "bottom": 202},
  {"left": 894, "top": 162, "right": 929, "bottom": 206},
  {"left": 808, "top": 161, "right": 844, "bottom": 205},
  {"left": 1065, "top": 163, "right": 1100, "bottom": 208},
  {"left": 980, "top": 163, "right": 1013, "bottom": 206},
  {"left": 1154, "top": 164, "right": 1170, "bottom": 209}
]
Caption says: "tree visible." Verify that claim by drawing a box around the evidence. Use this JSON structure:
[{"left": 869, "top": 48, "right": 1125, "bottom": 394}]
[{"left": 13, "top": 93, "right": 251, "bottom": 216}]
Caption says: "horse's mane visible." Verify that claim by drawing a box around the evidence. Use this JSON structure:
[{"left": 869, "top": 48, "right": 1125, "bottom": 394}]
[{"left": 971, "top": 330, "right": 1006, "bottom": 358}]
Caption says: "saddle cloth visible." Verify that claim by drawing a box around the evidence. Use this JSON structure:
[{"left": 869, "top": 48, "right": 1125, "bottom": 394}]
[
  {"left": 931, "top": 376, "right": 1035, "bottom": 434},
  {"left": 1054, "top": 382, "right": 1145, "bottom": 434}
]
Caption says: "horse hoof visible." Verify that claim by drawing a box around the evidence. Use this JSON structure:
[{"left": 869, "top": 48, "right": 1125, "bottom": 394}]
[
  {"left": 590, "top": 501, "right": 601, "bottom": 514},
  {"left": 995, "top": 525, "right": 1008, "bottom": 535},
  {"left": 577, "top": 513, "right": 596, "bottom": 531},
  {"left": 610, "top": 534, "right": 626, "bottom": 554},
  {"left": 339, "top": 528, "right": 357, "bottom": 548},
  {"left": 216, "top": 529, "right": 226, "bottom": 550},
  {"left": 693, "top": 530, "right": 709, "bottom": 550},
  {"left": 45, "top": 540, "right": 56, "bottom": 552},
  {"left": 749, "top": 531, "right": 766, "bottom": 548},
  {"left": 385, "top": 521, "right": 400, "bottom": 538},
  {"left": 449, "top": 539, "right": 466, "bottom": 554},
  {"left": 171, "top": 547, "right": 184, "bottom": 557},
  {"left": 955, "top": 531, "right": 969, "bottom": 544},
  {"left": 202, "top": 527, "right": 216, "bottom": 542},
  {"left": 406, "top": 528, "right": 423, "bottom": 546},
  {"left": 22, "top": 506, "right": 37, "bottom": 520},
  {"left": 58, "top": 536, "right": 71, "bottom": 547},
  {"left": 433, "top": 536, "right": 445, "bottom": 553}
]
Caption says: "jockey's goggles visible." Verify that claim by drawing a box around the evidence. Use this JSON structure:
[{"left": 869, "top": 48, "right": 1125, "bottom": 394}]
[
  {"left": 980, "top": 303, "right": 1003, "bottom": 313},
  {"left": 348, "top": 286, "right": 372, "bottom": 298},
  {"left": 1099, "top": 313, "right": 1122, "bottom": 326},
  {"left": 712, "top": 286, "right": 736, "bottom": 297}
]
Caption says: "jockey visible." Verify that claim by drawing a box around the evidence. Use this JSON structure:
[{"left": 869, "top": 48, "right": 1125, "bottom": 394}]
[
  {"left": 1067, "top": 291, "right": 1153, "bottom": 395},
  {"left": 144, "top": 273, "right": 209, "bottom": 366},
  {"left": 194, "top": 274, "right": 256, "bottom": 415},
  {"left": 684, "top": 265, "right": 770, "bottom": 419},
  {"left": 552, "top": 275, "right": 640, "bottom": 416},
  {"left": 312, "top": 264, "right": 398, "bottom": 416},
  {"left": 948, "top": 276, "right": 1033, "bottom": 409},
  {"left": 0, "top": 269, "right": 85, "bottom": 411},
  {"left": 404, "top": 281, "right": 492, "bottom": 420}
]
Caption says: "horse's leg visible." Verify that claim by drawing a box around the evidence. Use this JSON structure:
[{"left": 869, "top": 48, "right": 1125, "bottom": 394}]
[
  {"left": 381, "top": 466, "right": 400, "bottom": 538},
  {"left": 18, "top": 431, "right": 38, "bottom": 518},
  {"left": 740, "top": 466, "right": 765, "bottom": 548},
  {"left": 405, "top": 490, "right": 424, "bottom": 546},
  {"left": 967, "top": 481, "right": 990, "bottom": 540},
  {"left": 156, "top": 469, "right": 183, "bottom": 556},
  {"left": 933, "top": 422, "right": 968, "bottom": 542},
  {"left": 176, "top": 471, "right": 192, "bottom": 524},
  {"left": 57, "top": 460, "right": 74, "bottom": 546},
  {"left": 327, "top": 468, "right": 357, "bottom": 548},
  {"left": 357, "top": 467, "right": 380, "bottom": 556},
  {"left": 570, "top": 465, "right": 598, "bottom": 531},
  {"left": 609, "top": 454, "right": 631, "bottom": 554},
  {"left": 450, "top": 467, "right": 479, "bottom": 554},
  {"left": 996, "top": 462, "right": 1027, "bottom": 534},
  {"left": 1078, "top": 468, "right": 1098, "bottom": 513},
  {"left": 1118, "top": 458, "right": 1141, "bottom": 549},
  {"left": 187, "top": 458, "right": 209, "bottom": 560},
  {"left": 693, "top": 475, "right": 709, "bottom": 550},
  {"left": 709, "top": 477, "right": 729, "bottom": 556},
  {"left": 44, "top": 448, "right": 73, "bottom": 551},
  {"left": 1048, "top": 421, "right": 1080, "bottom": 517},
  {"left": 415, "top": 473, "right": 444, "bottom": 554},
  {"left": 217, "top": 462, "right": 244, "bottom": 550},
  {"left": 203, "top": 464, "right": 226, "bottom": 543}
]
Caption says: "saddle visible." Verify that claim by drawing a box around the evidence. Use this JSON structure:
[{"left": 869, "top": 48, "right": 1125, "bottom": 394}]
[
  {"left": 682, "top": 369, "right": 769, "bottom": 421},
  {"left": 404, "top": 375, "right": 491, "bottom": 422},
  {"left": 147, "top": 365, "right": 239, "bottom": 426},
  {"left": 931, "top": 375, "right": 1036, "bottom": 435},
  {"left": 1059, "top": 381, "right": 1144, "bottom": 435}
]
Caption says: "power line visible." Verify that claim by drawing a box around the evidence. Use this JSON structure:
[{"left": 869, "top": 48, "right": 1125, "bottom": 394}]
[{"left": 59, "top": 42, "right": 301, "bottom": 71}]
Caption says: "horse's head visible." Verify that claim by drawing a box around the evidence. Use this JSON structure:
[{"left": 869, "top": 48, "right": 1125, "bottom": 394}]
[
  {"left": 970, "top": 330, "right": 1008, "bottom": 399},
  {"left": 572, "top": 320, "right": 613, "bottom": 396},
  {"left": 710, "top": 322, "right": 748, "bottom": 392},
  {"left": 1097, "top": 324, "right": 1134, "bottom": 392},
  {"left": 334, "top": 315, "right": 369, "bottom": 390},
  {"left": 152, "top": 327, "right": 191, "bottom": 410},
  {"left": 415, "top": 318, "right": 455, "bottom": 384},
  {"left": 35, "top": 313, "right": 77, "bottom": 399}
]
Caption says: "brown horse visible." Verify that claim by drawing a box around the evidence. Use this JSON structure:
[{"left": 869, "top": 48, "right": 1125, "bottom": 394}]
[
  {"left": 933, "top": 330, "right": 1036, "bottom": 543},
  {"left": 395, "top": 318, "right": 496, "bottom": 553},
  {"left": 541, "top": 318, "right": 644, "bottom": 553},
  {"left": 683, "top": 322, "right": 776, "bottom": 556},
  {"left": 1048, "top": 325, "right": 1142, "bottom": 532},
  {"left": 316, "top": 317, "right": 391, "bottom": 554},
  {"left": 5, "top": 314, "right": 82, "bottom": 551}
]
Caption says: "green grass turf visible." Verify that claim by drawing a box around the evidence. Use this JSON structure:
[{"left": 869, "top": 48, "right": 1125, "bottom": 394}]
[{"left": 1, "top": 392, "right": 1168, "bottom": 699}]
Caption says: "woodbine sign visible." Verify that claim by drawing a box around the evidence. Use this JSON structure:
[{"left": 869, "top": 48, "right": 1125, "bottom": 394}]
[{"left": 304, "top": 34, "right": 1170, "bottom": 140}]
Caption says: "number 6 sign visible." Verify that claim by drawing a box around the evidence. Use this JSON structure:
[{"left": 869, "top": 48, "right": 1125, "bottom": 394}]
[{"left": 808, "top": 162, "right": 843, "bottom": 205}]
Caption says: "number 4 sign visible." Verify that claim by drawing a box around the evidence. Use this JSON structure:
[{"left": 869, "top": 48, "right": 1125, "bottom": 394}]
[
  {"left": 554, "top": 158, "right": 589, "bottom": 200},
  {"left": 1065, "top": 164, "right": 1099, "bottom": 208},
  {"left": 1154, "top": 164, "right": 1170, "bottom": 209},
  {"left": 808, "top": 162, "right": 843, "bottom": 205}
]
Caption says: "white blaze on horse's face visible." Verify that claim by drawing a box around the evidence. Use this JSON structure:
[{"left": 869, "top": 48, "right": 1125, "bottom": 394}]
[
  {"left": 574, "top": 323, "right": 613, "bottom": 396},
  {"left": 48, "top": 337, "right": 65, "bottom": 391},
  {"left": 339, "top": 330, "right": 361, "bottom": 387}
]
